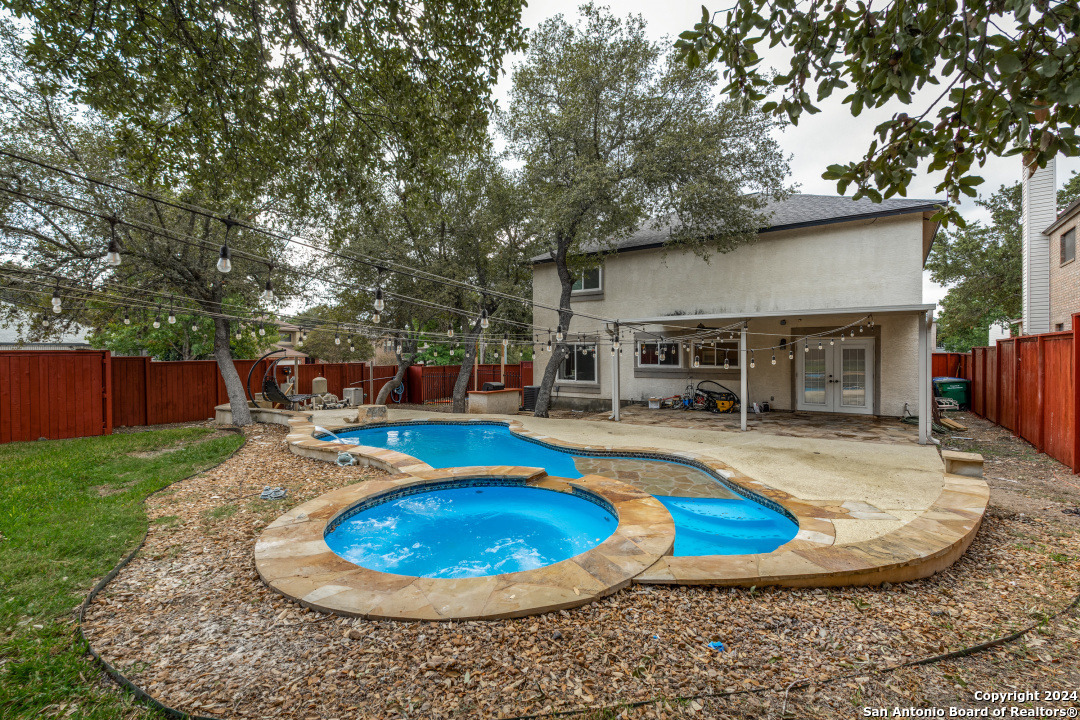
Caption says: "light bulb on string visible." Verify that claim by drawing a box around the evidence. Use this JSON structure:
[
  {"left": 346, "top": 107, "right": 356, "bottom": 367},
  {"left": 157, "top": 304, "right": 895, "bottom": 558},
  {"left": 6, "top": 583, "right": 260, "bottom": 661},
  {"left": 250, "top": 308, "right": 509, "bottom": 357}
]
[
  {"left": 788, "top": 349, "right": 794, "bottom": 360},
  {"left": 840, "top": 333, "right": 845, "bottom": 342},
  {"left": 771, "top": 353, "right": 776, "bottom": 366},
  {"left": 804, "top": 340, "right": 809, "bottom": 353},
  {"left": 817, "top": 340, "right": 822, "bottom": 350},
  {"left": 693, "top": 356, "right": 700, "bottom": 368},
  {"left": 106, "top": 219, "right": 122, "bottom": 267},
  {"left": 546, "top": 337, "right": 552, "bottom": 352},
  {"left": 556, "top": 325, "right": 564, "bottom": 342},
  {"left": 51, "top": 285, "right": 61, "bottom": 311},
  {"left": 153, "top": 314, "right": 161, "bottom": 329},
  {"left": 851, "top": 328, "right": 855, "bottom": 337},
  {"left": 123, "top": 312, "right": 130, "bottom": 325},
  {"left": 167, "top": 307, "right": 176, "bottom": 324},
  {"left": 217, "top": 219, "right": 234, "bottom": 273},
  {"left": 261, "top": 266, "right": 274, "bottom": 302},
  {"left": 335, "top": 333, "right": 341, "bottom": 345},
  {"left": 258, "top": 323, "right": 265, "bottom": 336},
  {"left": 374, "top": 287, "right": 384, "bottom": 313},
  {"left": 191, "top": 321, "right": 198, "bottom": 332},
  {"left": 480, "top": 309, "right": 489, "bottom": 330},
  {"left": 447, "top": 325, "right": 454, "bottom": 338},
  {"left": 502, "top": 333, "right": 509, "bottom": 347},
  {"left": 373, "top": 312, "right": 380, "bottom": 324},
  {"left": 724, "top": 353, "right": 730, "bottom": 370},
  {"left": 235, "top": 324, "right": 242, "bottom": 340},
  {"left": 750, "top": 351, "right": 756, "bottom": 369}
]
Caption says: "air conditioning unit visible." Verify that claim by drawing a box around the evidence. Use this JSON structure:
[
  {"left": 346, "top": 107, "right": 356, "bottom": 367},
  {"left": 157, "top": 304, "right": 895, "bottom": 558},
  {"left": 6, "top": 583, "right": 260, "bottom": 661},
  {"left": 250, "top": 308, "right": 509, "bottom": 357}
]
[
  {"left": 342, "top": 387, "right": 365, "bottom": 406},
  {"left": 522, "top": 385, "right": 540, "bottom": 411}
]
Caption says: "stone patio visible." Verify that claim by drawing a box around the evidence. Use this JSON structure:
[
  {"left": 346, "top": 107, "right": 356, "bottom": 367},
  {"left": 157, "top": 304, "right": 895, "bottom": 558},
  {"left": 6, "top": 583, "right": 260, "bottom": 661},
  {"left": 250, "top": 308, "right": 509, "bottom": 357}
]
[{"left": 547, "top": 405, "right": 921, "bottom": 445}]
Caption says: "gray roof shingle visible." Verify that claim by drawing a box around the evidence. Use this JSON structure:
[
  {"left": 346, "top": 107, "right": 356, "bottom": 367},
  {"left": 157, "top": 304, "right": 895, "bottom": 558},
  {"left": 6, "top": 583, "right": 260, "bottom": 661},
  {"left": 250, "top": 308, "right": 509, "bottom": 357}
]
[{"left": 530, "top": 193, "right": 942, "bottom": 263}]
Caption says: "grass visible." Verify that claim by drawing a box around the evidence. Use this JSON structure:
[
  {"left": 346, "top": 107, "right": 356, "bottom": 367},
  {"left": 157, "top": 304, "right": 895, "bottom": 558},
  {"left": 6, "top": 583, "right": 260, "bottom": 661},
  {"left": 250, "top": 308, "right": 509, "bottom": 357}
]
[{"left": 0, "top": 427, "right": 245, "bottom": 719}]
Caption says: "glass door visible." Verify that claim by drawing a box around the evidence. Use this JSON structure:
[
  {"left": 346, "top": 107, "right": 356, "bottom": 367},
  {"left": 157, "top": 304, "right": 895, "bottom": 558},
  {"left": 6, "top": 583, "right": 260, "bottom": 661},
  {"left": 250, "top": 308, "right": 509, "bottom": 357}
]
[{"left": 797, "top": 339, "right": 875, "bottom": 413}]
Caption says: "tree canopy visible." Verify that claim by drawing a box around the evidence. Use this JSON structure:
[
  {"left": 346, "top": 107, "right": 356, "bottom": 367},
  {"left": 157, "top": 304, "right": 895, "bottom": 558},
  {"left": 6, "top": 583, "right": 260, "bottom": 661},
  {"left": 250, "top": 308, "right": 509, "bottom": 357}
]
[
  {"left": 676, "top": 0, "right": 1080, "bottom": 224},
  {"left": 502, "top": 4, "right": 791, "bottom": 415}
]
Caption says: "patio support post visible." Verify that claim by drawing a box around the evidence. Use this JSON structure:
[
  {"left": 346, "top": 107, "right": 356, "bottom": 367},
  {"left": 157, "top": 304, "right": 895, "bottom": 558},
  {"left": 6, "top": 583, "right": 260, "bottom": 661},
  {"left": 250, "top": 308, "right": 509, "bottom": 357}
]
[
  {"left": 918, "top": 310, "right": 931, "bottom": 445},
  {"left": 610, "top": 340, "right": 621, "bottom": 422},
  {"left": 740, "top": 323, "right": 748, "bottom": 432}
]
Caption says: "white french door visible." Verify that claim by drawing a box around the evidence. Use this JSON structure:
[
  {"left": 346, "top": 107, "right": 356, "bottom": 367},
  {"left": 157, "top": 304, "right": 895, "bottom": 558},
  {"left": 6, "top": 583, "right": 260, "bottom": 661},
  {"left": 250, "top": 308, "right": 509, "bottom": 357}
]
[{"left": 796, "top": 339, "right": 875, "bottom": 414}]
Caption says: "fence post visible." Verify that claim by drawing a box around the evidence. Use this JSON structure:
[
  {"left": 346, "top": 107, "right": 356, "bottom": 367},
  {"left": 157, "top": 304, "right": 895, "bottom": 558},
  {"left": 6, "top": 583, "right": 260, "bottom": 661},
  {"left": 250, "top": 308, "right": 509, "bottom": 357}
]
[
  {"left": 102, "top": 351, "right": 114, "bottom": 435},
  {"left": 1037, "top": 336, "right": 1045, "bottom": 452},
  {"left": 1072, "top": 314, "right": 1080, "bottom": 473}
]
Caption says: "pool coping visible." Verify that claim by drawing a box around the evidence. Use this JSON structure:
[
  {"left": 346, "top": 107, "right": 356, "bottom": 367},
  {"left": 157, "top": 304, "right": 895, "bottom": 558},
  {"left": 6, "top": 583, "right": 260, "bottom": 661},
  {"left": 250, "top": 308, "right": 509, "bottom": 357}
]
[
  {"left": 254, "top": 467, "right": 675, "bottom": 620},
  {"left": 227, "top": 405, "right": 988, "bottom": 594}
]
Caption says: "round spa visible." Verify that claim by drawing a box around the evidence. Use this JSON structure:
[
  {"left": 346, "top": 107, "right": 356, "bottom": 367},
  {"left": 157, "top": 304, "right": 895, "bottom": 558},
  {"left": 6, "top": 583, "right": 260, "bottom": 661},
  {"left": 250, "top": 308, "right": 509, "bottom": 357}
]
[
  {"left": 324, "top": 481, "right": 618, "bottom": 578},
  {"left": 254, "top": 471, "right": 676, "bottom": 620}
]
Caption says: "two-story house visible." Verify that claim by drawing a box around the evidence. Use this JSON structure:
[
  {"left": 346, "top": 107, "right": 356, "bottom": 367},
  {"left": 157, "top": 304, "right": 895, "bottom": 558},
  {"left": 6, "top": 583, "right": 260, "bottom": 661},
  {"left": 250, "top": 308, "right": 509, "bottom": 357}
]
[{"left": 530, "top": 194, "right": 942, "bottom": 442}]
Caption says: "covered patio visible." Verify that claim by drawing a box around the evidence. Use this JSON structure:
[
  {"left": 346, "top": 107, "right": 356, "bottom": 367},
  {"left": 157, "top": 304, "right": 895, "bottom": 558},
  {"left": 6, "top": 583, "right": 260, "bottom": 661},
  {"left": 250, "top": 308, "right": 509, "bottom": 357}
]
[{"left": 601, "top": 304, "right": 936, "bottom": 444}]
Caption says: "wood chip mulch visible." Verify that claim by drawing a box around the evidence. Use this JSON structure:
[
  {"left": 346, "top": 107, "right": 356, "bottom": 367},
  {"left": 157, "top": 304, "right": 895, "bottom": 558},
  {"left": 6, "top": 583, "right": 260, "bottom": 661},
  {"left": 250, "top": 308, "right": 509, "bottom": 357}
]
[{"left": 82, "top": 424, "right": 1080, "bottom": 720}]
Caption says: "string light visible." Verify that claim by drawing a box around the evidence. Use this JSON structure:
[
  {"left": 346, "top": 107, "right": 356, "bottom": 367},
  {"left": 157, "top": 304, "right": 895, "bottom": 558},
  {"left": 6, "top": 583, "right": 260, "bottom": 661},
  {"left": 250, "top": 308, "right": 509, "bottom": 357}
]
[
  {"left": 51, "top": 284, "right": 61, "bottom": 313},
  {"left": 546, "top": 336, "right": 552, "bottom": 352},
  {"left": 804, "top": 341, "right": 809, "bottom": 353},
  {"left": 556, "top": 324, "right": 564, "bottom": 342},
  {"left": 817, "top": 340, "right": 822, "bottom": 350},
  {"left": 480, "top": 309, "right": 489, "bottom": 330},
  {"left": 788, "top": 349, "right": 794, "bottom": 360},
  {"left": 167, "top": 304, "right": 176, "bottom": 324},
  {"left": 771, "top": 353, "right": 776, "bottom": 366},
  {"left": 106, "top": 219, "right": 121, "bottom": 267},
  {"left": 335, "top": 332, "right": 341, "bottom": 345},
  {"left": 123, "top": 311, "right": 130, "bottom": 325},
  {"left": 217, "top": 219, "right": 234, "bottom": 273},
  {"left": 693, "top": 356, "right": 700, "bottom": 368},
  {"left": 829, "top": 337, "right": 835, "bottom": 346},
  {"left": 153, "top": 313, "right": 161, "bottom": 329},
  {"left": 373, "top": 312, "right": 380, "bottom": 324},
  {"left": 750, "top": 351, "right": 756, "bottom": 369},
  {"left": 258, "top": 323, "right": 265, "bottom": 336},
  {"left": 261, "top": 266, "right": 274, "bottom": 302},
  {"left": 447, "top": 325, "right": 454, "bottom": 338},
  {"left": 235, "top": 323, "right": 242, "bottom": 340},
  {"left": 191, "top": 320, "right": 198, "bottom": 332},
  {"left": 374, "top": 286, "right": 384, "bottom": 313}
]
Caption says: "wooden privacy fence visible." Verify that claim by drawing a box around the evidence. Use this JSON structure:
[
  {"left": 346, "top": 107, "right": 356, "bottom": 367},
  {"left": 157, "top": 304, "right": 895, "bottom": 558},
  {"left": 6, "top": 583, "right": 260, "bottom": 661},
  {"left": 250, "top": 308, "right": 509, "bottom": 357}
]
[
  {"left": 0, "top": 351, "right": 534, "bottom": 443},
  {"left": 932, "top": 352, "right": 972, "bottom": 379},
  {"left": 934, "top": 314, "right": 1080, "bottom": 472}
]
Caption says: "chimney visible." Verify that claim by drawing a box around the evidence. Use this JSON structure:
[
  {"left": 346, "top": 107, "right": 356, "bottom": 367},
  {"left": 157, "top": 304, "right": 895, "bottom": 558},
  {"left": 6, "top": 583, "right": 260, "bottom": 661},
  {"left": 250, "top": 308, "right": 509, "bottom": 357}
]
[{"left": 1021, "top": 156, "right": 1056, "bottom": 335}]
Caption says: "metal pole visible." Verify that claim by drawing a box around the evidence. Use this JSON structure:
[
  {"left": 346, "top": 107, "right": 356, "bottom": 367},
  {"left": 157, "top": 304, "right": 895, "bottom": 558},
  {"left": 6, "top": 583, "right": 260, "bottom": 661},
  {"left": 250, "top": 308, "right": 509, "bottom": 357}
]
[
  {"left": 610, "top": 322, "right": 621, "bottom": 421},
  {"left": 918, "top": 311, "right": 930, "bottom": 445},
  {"left": 740, "top": 323, "right": 748, "bottom": 431}
]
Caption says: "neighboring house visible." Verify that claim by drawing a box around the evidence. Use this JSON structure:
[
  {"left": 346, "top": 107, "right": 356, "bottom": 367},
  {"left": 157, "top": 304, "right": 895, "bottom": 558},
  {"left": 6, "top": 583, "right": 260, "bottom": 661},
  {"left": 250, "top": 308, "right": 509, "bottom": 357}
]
[
  {"left": 0, "top": 302, "right": 91, "bottom": 350},
  {"left": 530, "top": 194, "right": 942, "bottom": 421},
  {"left": 1020, "top": 157, "right": 1080, "bottom": 333},
  {"left": 271, "top": 320, "right": 310, "bottom": 368}
]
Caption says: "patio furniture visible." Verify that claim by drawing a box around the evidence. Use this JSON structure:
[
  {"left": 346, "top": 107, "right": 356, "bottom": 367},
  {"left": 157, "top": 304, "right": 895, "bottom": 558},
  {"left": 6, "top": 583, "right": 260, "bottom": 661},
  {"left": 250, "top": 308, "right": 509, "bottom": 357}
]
[{"left": 247, "top": 349, "right": 318, "bottom": 410}]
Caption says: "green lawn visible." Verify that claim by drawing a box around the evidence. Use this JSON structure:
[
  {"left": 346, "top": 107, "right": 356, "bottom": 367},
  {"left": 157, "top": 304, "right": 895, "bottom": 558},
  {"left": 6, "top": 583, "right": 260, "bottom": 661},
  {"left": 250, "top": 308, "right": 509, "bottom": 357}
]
[{"left": 0, "top": 427, "right": 246, "bottom": 719}]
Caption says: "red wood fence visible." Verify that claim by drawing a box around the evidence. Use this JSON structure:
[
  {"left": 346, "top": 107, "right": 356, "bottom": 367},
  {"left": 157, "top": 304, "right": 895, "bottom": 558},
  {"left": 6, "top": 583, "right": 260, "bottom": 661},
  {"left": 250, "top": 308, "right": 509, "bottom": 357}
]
[
  {"left": 934, "top": 314, "right": 1080, "bottom": 472},
  {"left": 932, "top": 352, "right": 971, "bottom": 379},
  {"left": 0, "top": 352, "right": 533, "bottom": 442}
]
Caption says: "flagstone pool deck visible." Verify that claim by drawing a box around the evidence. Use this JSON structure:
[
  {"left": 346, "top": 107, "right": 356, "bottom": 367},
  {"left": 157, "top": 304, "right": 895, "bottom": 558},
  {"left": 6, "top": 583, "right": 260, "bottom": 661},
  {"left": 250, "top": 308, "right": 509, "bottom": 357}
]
[{"left": 232, "top": 405, "right": 988, "bottom": 620}]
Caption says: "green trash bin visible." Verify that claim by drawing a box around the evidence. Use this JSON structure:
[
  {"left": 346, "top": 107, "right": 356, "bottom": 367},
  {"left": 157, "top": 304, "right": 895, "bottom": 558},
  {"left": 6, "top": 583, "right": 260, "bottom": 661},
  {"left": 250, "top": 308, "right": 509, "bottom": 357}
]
[{"left": 933, "top": 376, "right": 969, "bottom": 408}]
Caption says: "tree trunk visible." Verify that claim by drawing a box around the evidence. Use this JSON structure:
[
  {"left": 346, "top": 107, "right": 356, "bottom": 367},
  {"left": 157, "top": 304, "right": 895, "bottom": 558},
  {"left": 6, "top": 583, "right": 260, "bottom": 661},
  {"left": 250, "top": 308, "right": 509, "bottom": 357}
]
[
  {"left": 376, "top": 340, "right": 417, "bottom": 405},
  {"left": 451, "top": 318, "right": 484, "bottom": 413},
  {"left": 213, "top": 316, "right": 252, "bottom": 426},
  {"left": 533, "top": 241, "right": 575, "bottom": 417}
]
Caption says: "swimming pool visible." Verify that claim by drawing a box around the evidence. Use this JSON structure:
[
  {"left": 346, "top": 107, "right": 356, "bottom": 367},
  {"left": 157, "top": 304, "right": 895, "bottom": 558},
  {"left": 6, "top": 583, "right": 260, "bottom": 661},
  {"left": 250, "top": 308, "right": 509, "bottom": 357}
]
[
  {"left": 325, "top": 422, "right": 798, "bottom": 558},
  {"left": 324, "top": 483, "right": 617, "bottom": 578}
]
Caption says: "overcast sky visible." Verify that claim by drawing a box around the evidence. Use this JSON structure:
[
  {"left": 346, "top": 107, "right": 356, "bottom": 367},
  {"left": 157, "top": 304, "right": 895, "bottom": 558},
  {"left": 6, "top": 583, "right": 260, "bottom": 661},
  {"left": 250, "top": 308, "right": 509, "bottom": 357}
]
[{"left": 491, "top": 1, "right": 1080, "bottom": 306}]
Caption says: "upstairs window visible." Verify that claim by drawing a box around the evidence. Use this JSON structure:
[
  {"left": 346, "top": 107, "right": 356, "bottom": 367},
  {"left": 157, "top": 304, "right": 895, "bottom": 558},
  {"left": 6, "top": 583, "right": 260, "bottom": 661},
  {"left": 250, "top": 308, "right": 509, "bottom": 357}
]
[
  {"left": 1062, "top": 228, "right": 1076, "bottom": 265},
  {"left": 637, "top": 341, "right": 680, "bottom": 367},
  {"left": 558, "top": 344, "right": 597, "bottom": 382},
  {"left": 572, "top": 267, "right": 602, "bottom": 293}
]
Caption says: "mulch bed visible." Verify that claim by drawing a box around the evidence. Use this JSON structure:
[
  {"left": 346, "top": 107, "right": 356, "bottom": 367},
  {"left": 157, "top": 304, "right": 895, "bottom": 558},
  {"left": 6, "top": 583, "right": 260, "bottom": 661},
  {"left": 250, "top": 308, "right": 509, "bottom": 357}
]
[{"left": 82, "top": 423, "right": 1080, "bottom": 720}]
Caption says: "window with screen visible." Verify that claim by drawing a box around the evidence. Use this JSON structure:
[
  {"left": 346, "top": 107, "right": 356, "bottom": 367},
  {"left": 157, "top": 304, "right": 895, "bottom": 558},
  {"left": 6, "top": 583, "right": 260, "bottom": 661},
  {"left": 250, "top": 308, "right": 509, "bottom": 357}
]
[
  {"left": 558, "top": 344, "right": 597, "bottom": 382},
  {"left": 571, "top": 267, "right": 602, "bottom": 293},
  {"left": 637, "top": 341, "right": 681, "bottom": 367},
  {"left": 1062, "top": 228, "right": 1076, "bottom": 265}
]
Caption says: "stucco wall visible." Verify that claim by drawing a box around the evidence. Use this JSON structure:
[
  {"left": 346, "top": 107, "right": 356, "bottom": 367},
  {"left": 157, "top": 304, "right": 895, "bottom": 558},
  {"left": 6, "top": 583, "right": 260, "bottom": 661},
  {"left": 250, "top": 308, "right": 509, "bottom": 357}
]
[{"left": 532, "top": 214, "right": 927, "bottom": 417}]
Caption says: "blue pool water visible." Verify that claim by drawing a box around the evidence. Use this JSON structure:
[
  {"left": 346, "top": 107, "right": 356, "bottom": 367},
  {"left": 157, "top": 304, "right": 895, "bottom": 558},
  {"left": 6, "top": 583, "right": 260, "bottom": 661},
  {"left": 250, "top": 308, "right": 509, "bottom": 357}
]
[
  {"left": 324, "top": 485, "right": 616, "bottom": 578},
  {"left": 328, "top": 423, "right": 798, "bottom": 558}
]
